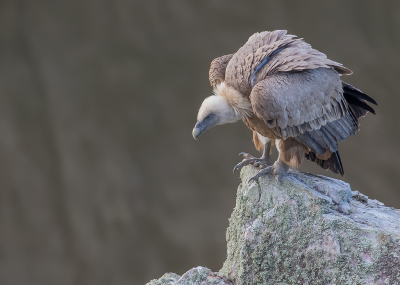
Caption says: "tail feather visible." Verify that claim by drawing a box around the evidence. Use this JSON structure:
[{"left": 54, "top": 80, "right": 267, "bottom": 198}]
[
  {"left": 332, "top": 151, "right": 344, "bottom": 176},
  {"left": 305, "top": 150, "right": 344, "bottom": 176},
  {"left": 304, "top": 83, "right": 376, "bottom": 176}
]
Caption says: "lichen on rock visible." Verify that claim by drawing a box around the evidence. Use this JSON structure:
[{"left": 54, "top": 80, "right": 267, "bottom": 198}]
[
  {"left": 220, "top": 167, "right": 400, "bottom": 285},
  {"left": 146, "top": 166, "right": 400, "bottom": 285}
]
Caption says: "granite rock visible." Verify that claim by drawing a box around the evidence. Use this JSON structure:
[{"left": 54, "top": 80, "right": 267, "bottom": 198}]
[
  {"left": 147, "top": 166, "right": 400, "bottom": 284},
  {"left": 220, "top": 167, "right": 400, "bottom": 284}
]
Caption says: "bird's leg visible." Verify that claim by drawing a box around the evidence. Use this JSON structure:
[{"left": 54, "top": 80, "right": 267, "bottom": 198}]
[
  {"left": 233, "top": 141, "right": 272, "bottom": 173},
  {"left": 248, "top": 154, "right": 289, "bottom": 183}
]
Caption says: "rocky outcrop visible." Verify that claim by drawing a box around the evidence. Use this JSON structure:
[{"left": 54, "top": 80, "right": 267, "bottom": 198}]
[
  {"left": 146, "top": 167, "right": 400, "bottom": 285},
  {"left": 146, "top": 267, "right": 231, "bottom": 285}
]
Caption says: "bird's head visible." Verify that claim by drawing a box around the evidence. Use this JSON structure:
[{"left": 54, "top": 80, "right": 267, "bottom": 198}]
[{"left": 192, "top": 95, "right": 240, "bottom": 140}]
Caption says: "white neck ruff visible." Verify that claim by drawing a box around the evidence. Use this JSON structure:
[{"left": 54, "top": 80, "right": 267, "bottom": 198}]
[{"left": 213, "top": 82, "right": 253, "bottom": 119}]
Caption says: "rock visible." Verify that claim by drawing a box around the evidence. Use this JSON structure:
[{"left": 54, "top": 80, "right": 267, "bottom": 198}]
[
  {"left": 146, "top": 167, "right": 400, "bottom": 285},
  {"left": 146, "top": 267, "right": 232, "bottom": 285},
  {"left": 220, "top": 167, "right": 400, "bottom": 284},
  {"left": 146, "top": 272, "right": 181, "bottom": 285}
]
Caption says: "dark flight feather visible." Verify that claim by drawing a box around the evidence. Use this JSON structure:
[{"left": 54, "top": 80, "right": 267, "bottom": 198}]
[
  {"left": 295, "top": 112, "right": 357, "bottom": 156},
  {"left": 344, "top": 94, "right": 376, "bottom": 115},
  {"left": 343, "top": 82, "right": 377, "bottom": 105},
  {"left": 295, "top": 132, "right": 326, "bottom": 155},
  {"left": 305, "top": 150, "right": 344, "bottom": 176},
  {"left": 342, "top": 82, "right": 377, "bottom": 116}
]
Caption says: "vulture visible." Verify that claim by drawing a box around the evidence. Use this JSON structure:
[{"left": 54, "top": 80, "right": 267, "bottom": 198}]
[{"left": 192, "top": 30, "right": 377, "bottom": 182}]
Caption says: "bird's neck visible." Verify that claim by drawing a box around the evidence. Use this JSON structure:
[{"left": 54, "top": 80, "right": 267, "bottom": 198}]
[{"left": 214, "top": 82, "right": 253, "bottom": 119}]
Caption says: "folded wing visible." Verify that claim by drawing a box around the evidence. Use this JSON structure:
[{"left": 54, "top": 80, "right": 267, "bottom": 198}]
[
  {"left": 250, "top": 68, "right": 358, "bottom": 168},
  {"left": 209, "top": 54, "right": 234, "bottom": 87}
]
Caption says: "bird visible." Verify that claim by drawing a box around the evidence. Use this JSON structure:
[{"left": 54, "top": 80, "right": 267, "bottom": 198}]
[{"left": 192, "top": 30, "right": 377, "bottom": 182}]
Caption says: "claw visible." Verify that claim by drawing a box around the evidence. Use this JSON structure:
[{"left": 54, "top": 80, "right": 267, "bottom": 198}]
[
  {"left": 233, "top": 158, "right": 259, "bottom": 173},
  {"left": 239, "top": 152, "right": 254, "bottom": 159},
  {"left": 248, "top": 176, "right": 257, "bottom": 183},
  {"left": 248, "top": 160, "right": 288, "bottom": 184},
  {"left": 234, "top": 151, "right": 271, "bottom": 173},
  {"left": 248, "top": 166, "right": 274, "bottom": 183}
]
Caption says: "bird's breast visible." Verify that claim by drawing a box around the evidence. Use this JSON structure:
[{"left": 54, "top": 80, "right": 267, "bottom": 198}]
[{"left": 242, "top": 115, "right": 280, "bottom": 140}]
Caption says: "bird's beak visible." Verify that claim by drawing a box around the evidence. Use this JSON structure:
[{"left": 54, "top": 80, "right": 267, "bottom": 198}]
[
  {"left": 192, "top": 121, "right": 205, "bottom": 140},
  {"left": 192, "top": 114, "right": 219, "bottom": 140}
]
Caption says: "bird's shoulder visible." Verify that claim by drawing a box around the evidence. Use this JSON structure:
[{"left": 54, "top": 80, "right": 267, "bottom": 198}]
[
  {"left": 209, "top": 54, "right": 234, "bottom": 87},
  {"left": 224, "top": 30, "right": 351, "bottom": 96}
]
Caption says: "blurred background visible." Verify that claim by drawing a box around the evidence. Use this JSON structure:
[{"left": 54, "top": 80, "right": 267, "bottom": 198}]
[{"left": 0, "top": 0, "right": 399, "bottom": 284}]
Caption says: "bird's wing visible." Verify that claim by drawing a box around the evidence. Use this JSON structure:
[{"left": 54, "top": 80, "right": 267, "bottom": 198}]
[
  {"left": 342, "top": 81, "right": 377, "bottom": 118},
  {"left": 209, "top": 54, "right": 234, "bottom": 87},
  {"left": 225, "top": 30, "right": 352, "bottom": 97},
  {"left": 225, "top": 30, "right": 296, "bottom": 96},
  {"left": 250, "top": 68, "right": 359, "bottom": 156},
  {"left": 252, "top": 38, "right": 352, "bottom": 83}
]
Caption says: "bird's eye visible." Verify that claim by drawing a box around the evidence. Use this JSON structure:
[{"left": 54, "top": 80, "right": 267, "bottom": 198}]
[{"left": 206, "top": 115, "right": 210, "bottom": 119}]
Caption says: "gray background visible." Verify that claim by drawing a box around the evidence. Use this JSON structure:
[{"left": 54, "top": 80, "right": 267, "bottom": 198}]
[{"left": 0, "top": 1, "right": 399, "bottom": 284}]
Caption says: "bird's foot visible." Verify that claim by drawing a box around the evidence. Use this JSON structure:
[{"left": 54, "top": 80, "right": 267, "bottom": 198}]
[
  {"left": 248, "top": 160, "right": 289, "bottom": 183},
  {"left": 233, "top": 152, "right": 270, "bottom": 173}
]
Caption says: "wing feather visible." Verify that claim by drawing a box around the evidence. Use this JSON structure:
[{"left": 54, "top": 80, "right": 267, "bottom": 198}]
[
  {"left": 225, "top": 30, "right": 352, "bottom": 97},
  {"left": 250, "top": 68, "right": 358, "bottom": 156},
  {"left": 251, "top": 68, "right": 347, "bottom": 134},
  {"left": 209, "top": 54, "right": 234, "bottom": 87}
]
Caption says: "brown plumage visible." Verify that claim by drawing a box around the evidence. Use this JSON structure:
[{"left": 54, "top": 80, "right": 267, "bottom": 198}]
[
  {"left": 193, "top": 30, "right": 377, "bottom": 181},
  {"left": 209, "top": 54, "right": 234, "bottom": 87}
]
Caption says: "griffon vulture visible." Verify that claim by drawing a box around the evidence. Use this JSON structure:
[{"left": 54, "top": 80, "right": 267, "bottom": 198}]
[{"left": 192, "top": 30, "right": 377, "bottom": 182}]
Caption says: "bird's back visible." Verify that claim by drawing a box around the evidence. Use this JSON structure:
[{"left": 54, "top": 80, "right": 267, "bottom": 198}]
[{"left": 224, "top": 30, "right": 351, "bottom": 98}]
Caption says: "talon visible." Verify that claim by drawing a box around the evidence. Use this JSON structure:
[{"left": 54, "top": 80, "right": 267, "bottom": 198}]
[
  {"left": 246, "top": 161, "right": 288, "bottom": 184},
  {"left": 241, "top": 152, "right": 254, "bottom": 159},
  {"left": 233, "top": 158, "right": 260, "bottom": 173},
  {"left": 234, "top": 151, "right": 272, "bottom": 174},
  {"left": 248, "top": 177, "right": 257, "bottom": 183},
  {"left": 248, "top": 173, "right": 261, "bottom": 183},
  {"left": 249, "top": 176, "right": 260, "bottom": 183},
  {"left": 248, "top": 166, "right": 274, "bottom": 183},
  {"left": 239, "top": 152, "right": 250, "bottom": 158}
]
